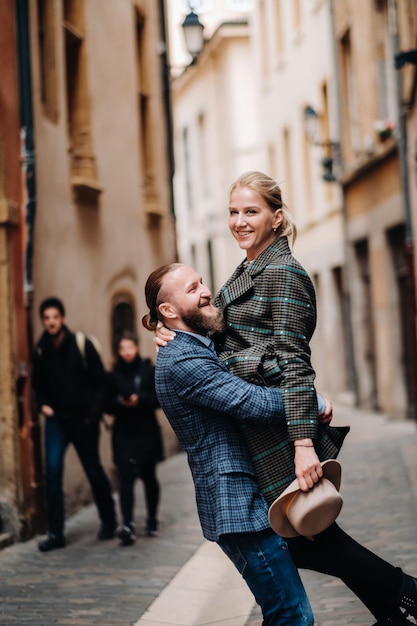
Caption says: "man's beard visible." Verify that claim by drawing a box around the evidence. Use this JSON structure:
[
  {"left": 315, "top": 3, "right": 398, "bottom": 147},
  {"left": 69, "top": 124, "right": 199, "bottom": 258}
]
[
  {"left": 45, "top": 325, "right": 65, "bottom": 339},
  {"left": 180, "top": 305, "right": 225, "bottom": 336},
  {"left": 46, "top": 327, "right": 63, "bottom": 336}
]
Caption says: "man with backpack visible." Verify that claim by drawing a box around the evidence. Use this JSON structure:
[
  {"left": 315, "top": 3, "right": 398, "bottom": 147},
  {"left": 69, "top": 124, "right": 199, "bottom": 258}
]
[{"left": 33, "top": 297, "right": 116, "bottom": 552}]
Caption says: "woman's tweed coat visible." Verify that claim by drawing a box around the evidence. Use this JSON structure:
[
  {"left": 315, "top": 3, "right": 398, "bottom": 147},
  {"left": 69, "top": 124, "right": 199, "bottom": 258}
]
[{"left": 214, "top": 236, "right": 349, "bottom": 505}]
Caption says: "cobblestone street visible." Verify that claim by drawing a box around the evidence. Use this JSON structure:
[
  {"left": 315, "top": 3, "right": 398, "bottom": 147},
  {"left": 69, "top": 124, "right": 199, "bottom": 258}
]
[{"left": 1, "top": 404, "right": 417, "bottom": 626}]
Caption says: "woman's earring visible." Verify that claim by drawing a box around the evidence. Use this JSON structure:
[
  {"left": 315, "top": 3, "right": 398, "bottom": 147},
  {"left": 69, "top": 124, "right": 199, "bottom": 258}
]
[{"left": 273, "top": 227, "right": 277, "bottom": 232}]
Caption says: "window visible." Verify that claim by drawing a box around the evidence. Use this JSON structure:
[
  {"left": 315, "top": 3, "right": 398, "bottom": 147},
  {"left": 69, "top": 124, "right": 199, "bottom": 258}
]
[
  {"left": 135, "top": 10, "right": 152, "bottom": 189},
  {"left": 259, "top": 0, "right": 270, "bottom": 83},
  {"left": 332, "top": 266, "right": 350, "bottom": 388},
  {"left": 111, "top": 300, "right": 136, "bottom": 356},
  {"left": 354, "top": 239, "right": 378, "bottom": 409},
  {"left": 182, "top": 127, "right": 193, "bottom": 214},
  {"left": 293, "top": 0, "right": 301, "bottom": 33},
  {"left": 272, "top": 0, "right": 283, "bottom": 62},
  {"left": 340, "top": 29, "right": 360, "bottom": 158},
  {"left": 282, "top": 127, "right": 294, "bottom": 215},
  {"left": 37, "top": 0, "right": 58, "bottom": 122},
  {"left": 197, "top": 112, "right": 209, "bottom": 196},
  {"left": 134, "top": 7, "right": 162, "bottom": 223},
  {"left": 190, "top": 243, "right": 197, "bottom": 269},
  {"left": 374, "top": 0, "right": 396, "bottom": 125},
  {"left": 267, "top": 143, "right": 277, "bottom": 181},
  {"left": 302, "top": 114, "right": 313, "bottom": 216},
  {"left": 207, "top": 239, "right": 215, "bottom": 294},
  {"left": 386, "top": 225, "right": 417, "bottom": 419},
  {"left": 63, "top": 0, "right": 101, "bottom": 203},
  {"left": 320, "top": 82, "right": 334, "bottom": 200}
]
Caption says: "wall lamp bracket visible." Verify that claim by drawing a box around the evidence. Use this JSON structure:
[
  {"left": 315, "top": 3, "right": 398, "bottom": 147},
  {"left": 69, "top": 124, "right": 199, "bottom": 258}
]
[
  {"left": 304, "top": 105, "right": 340, "bottom": 182},
  {"left": 303, "top": 105, "right": 340, "bottom": 149},
  {"left": 395, "top": 49, "right": 417, "bottom": 69}
]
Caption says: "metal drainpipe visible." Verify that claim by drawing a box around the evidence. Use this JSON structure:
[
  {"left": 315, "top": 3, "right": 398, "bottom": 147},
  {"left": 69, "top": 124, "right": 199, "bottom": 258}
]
[
  {"left": 388, "top": 0, "right": 417, "bottom": 422},
  {"left": 158, "top": 0, "right": 176, "bottom": 217},
  {"left": 329, "top": 0, "right": 359, "bottom": 405},
  {"left": 15, "top": 0, "right": 46, "bottom": 531},
  {"left": 158, "top": 0, "right": 179, "bottom": 262}
]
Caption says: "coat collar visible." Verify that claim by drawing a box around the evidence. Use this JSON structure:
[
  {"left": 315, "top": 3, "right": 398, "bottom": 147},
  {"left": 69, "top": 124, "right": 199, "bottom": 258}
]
[
  {"left": 38, "top": 325, "right": 71, "bottom": 352},
  {"left": 216, "top": 237, "right": 290, "bottom": 307},
  {"left": 244, "top": 236, "right": 291, "bottom": 276}
]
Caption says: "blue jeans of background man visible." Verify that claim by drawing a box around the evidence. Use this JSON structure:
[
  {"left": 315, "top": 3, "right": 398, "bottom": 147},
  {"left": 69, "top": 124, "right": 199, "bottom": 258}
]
[
  {"left": 217, "top": 528, "right": 313, "bottom": 626},
  {"left": 44, "top": 414, "right": 115, "bottom": 537}
]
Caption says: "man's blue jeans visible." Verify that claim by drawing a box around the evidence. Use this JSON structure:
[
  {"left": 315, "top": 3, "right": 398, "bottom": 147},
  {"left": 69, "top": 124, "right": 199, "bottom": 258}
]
[
  {"left": 44, "top": 415, "right": 115, "bottom": 537},
  {"left": 218, "top": 528, "right": 313, "bottom": 626}
]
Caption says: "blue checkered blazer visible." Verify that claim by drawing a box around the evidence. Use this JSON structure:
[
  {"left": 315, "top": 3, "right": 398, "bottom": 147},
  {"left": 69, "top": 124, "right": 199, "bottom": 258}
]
[{"left": 155, "top": 331, "right": 288, "bottom": 541}]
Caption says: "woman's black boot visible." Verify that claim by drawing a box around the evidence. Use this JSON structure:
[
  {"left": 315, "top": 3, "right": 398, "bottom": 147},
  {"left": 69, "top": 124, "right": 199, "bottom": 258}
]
[
  {"left": 392, "top": 573, "right": 417, "bottom": 624},
  {"left": 373, "top": 612, "right": 413, "bottom": 625}
]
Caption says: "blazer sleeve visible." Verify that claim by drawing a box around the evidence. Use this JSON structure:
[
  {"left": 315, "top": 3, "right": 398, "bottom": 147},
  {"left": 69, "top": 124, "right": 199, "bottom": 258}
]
[
  {"left": 164, "top": 346, "right": 286, "bottom": 424},
  {"left": 263, "top": 262, "right": 318, "bottom": 441},
  {"left": 219, "top": 263, "right": 319, "bottom": 440}
]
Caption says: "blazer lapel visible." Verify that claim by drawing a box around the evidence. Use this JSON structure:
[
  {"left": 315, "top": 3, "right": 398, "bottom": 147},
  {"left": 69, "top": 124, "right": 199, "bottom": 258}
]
[
  {"left": 216, "top": 263, "right": 254, "bottom": 309},
  {"left": 246, "top": 237, "right": 291, "bottom": 277},
  {"left": 216, "top": 237, "right": 291, "bottom": 309}
]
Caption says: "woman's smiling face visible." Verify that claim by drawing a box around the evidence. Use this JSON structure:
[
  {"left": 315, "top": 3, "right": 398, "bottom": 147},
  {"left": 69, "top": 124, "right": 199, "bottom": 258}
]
[{"left": 228, "top": 186, "right": 283, "bottom": 261}]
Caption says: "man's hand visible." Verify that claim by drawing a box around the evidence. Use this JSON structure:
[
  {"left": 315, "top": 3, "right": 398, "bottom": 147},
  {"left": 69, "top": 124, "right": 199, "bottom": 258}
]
[
  {"left": 318, "top": 396, "right": 333, "bottom": 424},
  {"left": 118, "top": 394, "right": 139, "bottom": 407},
  {"left": 41, "top": 405, "right": 54, "bottom": 417},
  {"left": 154, "top": 321, "right": 176, "bottom": 348},
  {"left": 293, "top": 440, "right": 323, "bottom": 491}
]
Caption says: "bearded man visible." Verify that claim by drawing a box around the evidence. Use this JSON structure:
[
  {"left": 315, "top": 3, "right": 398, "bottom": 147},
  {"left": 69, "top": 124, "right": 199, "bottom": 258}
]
[{"left": 142, "top": 263, "right": 318, "bottom": 626}]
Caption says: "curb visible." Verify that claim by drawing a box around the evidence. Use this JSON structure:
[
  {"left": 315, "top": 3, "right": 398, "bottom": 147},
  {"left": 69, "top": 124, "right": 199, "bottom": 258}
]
[{"left": 134, "top": 541, "right": 254, "bottom": 626}]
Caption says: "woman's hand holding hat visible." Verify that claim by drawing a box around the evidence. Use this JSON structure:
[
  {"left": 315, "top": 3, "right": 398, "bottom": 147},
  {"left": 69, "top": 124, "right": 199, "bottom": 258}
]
[
  {"left": 294, "top": 441, "right": 323, "bottom": 492},
  {"left": 268, "top": 460, "right": 343, "bottom": 538}
]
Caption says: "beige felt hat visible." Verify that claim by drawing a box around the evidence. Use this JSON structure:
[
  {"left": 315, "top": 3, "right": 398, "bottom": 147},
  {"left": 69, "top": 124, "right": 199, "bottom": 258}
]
[{"left": 268, "top": 460, "right": 343, "bottom": 538}]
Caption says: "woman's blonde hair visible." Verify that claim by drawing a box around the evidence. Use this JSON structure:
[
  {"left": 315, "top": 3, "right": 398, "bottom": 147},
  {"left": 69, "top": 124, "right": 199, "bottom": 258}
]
[{"left": 229, "top": 171, "right": 297, "bottom": 246}]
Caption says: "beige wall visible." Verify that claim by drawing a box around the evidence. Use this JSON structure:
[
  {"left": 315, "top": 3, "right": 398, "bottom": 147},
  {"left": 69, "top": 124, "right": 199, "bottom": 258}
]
[
  {"left": 31, "top": 0, "right": 175, "bottom": 360},
  {"left": 170, "top": 2, "right": 352, "bottom": 401},
  {"left": 170, "top": 0, "right": 417, "bottom": 417},
  {"left": 346, "top": 158, "right": 406, "bottom": 415},
  {"left": 333, "top": 0, "right": 410, "bottom": 418},
  {"left": 250, "top": 0, "right": 348, "bottom": 399},
  {"left": 29, "top": 0, "right": 178, "bottom": 517},
  {"left": 171, "top": 22, "right": 262, "bottom": 291},
  {"left": 0, "top": 0, "right": 29, "bottom": 539}
]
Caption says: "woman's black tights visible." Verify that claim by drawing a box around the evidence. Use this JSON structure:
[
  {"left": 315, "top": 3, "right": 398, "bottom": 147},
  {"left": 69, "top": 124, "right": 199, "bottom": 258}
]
[
  {"left": 287, "top": 522, "right": 403, "bottom": 621},
  {"left": 118, "top": 462, "right": 160, "bottom": 525}
]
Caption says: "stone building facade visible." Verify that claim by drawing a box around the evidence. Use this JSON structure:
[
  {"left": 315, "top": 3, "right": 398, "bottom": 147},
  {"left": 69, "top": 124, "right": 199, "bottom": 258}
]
[
  {"left": 0, "top": 0, "right": 35, "bottom": 544},
  {"left": 333, "top": 0, "right": 417, "bottom": 419},
  {"left": 0, "top": 0, "right": 178, "bottom": 542},
  {"left": 168, "top": 0, "right": 352, "bottom": 401},
  {"left": 169, "top": 0, "right": 417, "bottom": 419}
]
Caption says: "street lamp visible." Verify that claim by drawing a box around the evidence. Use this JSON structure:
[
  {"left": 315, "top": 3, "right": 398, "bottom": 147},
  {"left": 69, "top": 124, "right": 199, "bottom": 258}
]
[
  {"left": 304, "top": 105, "right": 321, "bottom": 145},
  {"left": 303, "top": 105, "right": 340, "bottom": 182},
  {"left": 181, "top": 9, "right": 205, "bottom": 63}
]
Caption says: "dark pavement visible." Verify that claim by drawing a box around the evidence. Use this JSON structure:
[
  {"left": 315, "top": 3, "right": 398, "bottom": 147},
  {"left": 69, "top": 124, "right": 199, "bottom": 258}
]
[{"left": 1, "top": 404, "right": 417, "bottom": 626}]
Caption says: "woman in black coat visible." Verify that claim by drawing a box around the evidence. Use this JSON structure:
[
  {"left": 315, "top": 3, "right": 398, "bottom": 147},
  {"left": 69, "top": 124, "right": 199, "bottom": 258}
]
[{"left": 106, "top": 332, "right": 163, "bottom": 545}]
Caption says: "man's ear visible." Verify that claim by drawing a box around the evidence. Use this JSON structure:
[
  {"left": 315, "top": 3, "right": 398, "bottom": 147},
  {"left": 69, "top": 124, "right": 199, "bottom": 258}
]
[{"left": 158, "top": 302, "right": 177, "bottom": 320}]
